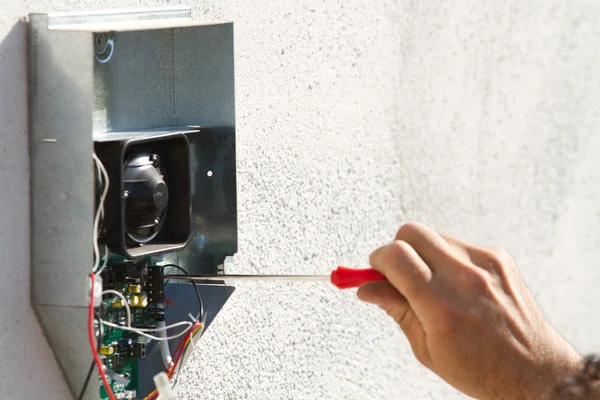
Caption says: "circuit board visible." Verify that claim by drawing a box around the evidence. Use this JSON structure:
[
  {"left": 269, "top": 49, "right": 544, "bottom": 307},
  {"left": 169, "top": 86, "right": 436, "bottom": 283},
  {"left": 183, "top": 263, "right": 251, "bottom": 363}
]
[{"left": 99, "top": 260, "right": 165, "bottom": 400}]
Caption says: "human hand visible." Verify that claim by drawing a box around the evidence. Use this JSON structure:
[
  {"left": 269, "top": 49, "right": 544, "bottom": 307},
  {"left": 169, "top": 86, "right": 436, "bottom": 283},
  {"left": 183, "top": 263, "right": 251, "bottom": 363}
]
[{"left": 358, "top": 222, "right": 582, "bottom": 400}]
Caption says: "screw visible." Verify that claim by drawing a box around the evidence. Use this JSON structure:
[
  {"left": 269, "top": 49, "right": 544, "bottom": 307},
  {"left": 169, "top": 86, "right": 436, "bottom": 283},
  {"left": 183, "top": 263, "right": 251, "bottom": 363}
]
[
  {"left": 150, "top": 154, "right": 160, "bottom": 167},
  {"left": 94, "top": 33, "right": 108, "bottom": 55},
  {"left": 153, "top": 218, "right": 160, "bottom": 232},
  {"left": 123, "top": 191, "right": 129, "bottom": 200}
]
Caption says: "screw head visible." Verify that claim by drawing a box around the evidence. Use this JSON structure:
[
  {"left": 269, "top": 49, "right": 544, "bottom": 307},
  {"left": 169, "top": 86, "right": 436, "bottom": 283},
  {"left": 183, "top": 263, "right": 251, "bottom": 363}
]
[
  {"left": 94, "top": 33, "right": 108, "bottom": 55},
  {"left": 123, "top": 191, "right": 129, "bottom": 200},
  {"left": 153, "top": 218, "right": 160, "bottom": 232},
  {"left": 150, "top": 154, "right": 160, "bottom": 167}
]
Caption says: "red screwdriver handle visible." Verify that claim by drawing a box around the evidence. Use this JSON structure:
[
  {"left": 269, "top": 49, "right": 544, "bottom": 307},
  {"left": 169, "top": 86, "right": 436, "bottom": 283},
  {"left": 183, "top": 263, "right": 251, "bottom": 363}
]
[{"left": 330, "top": 266, "right": 386, "bottom": 289}]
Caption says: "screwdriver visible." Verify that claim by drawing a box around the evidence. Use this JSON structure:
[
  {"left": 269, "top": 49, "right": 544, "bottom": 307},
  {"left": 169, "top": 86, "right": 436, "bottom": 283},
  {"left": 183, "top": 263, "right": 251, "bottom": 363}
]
[{"left": 163, "top": 266, "right": 386, "bottom": 289}]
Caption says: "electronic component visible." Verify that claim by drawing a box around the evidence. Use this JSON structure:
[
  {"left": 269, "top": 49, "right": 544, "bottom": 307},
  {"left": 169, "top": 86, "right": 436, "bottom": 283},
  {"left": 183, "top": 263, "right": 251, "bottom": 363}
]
[
  {"left": 148, "top": 307, "right": 165, "bottom": 322},
  {"left": 117, "top": 339, "right": 147, "bottom": 359},
  {"left": 100, "top": 345, "right": 115, "bottom": 356},
  {"left": 101, "top": 260, "right": 149, "bottom": 289},
  {"left": 108, "top": 354, "right": 124, "bottom": 370},
  {"left": 147, "top": 267, "right": 164, "bottom": 304},
  {"left": 116, "top": 390, "right": 137, "bottom": 399},
  {"left": 95, "top": 134, "right": 192, "bottom": 259},
  {"left": 111, "top": 298, "right": 126, "bottom": 309},
  {"left": 130, "top": 342, "right": 146, "bottom": 358},
  {"left": 127, "top": 284, "right": 142, "bottom": 294},
  {"left": 128, "top": 296, "right": 140, "bottom": 307}
]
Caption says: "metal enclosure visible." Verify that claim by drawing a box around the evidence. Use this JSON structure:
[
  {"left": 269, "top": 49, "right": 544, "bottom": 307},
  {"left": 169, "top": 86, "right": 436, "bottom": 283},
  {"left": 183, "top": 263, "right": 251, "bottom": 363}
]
[{"left": 28, "top": 7, "right": 237, "bottom": 399}]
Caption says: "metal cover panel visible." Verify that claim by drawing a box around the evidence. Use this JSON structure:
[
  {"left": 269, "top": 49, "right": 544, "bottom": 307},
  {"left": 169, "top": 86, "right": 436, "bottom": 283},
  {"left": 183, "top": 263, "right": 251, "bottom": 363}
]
[
  {"left": 29, "top": 14, "right": 94, "bottom": 307},
  {"left": 174, "top": 23, "right": 236, "bottom": 127},
  {"left": 34, "top": 305, "right": 98, "bottom": 400},
  {"left": 94, "top": 29, "right": 176, "bottom": 132}
]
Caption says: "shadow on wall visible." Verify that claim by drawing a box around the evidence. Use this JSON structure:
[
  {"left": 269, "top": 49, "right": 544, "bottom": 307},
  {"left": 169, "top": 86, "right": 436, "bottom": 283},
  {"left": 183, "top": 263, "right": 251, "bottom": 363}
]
[{"left": 0, "top": 22, "right": 72, "bottom": 400}]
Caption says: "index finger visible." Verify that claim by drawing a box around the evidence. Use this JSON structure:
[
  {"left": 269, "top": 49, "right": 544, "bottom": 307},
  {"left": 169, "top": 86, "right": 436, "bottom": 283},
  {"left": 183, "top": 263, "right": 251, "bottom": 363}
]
[
  {"left": 395, "top": 222, "right": 462, "bottom": 272},
  {"left": 369, "top": 240, "right": 433, "bottom": 305}
]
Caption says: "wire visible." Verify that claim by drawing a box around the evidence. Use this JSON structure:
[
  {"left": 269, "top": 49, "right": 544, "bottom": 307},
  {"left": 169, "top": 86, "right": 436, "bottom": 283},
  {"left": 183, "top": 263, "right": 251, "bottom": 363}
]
[
  {"left": 88, "top": 273, "right": 117, "bottom": 400},
  {"left": 77, "top": 360, "right": 95, "bottom": 400},
  {"left": 101, "top": 289, "right": 132, "bottom": 327},
  {"left": 158, "top": 320, "right": 173, "bottom": 369},
  {"left": 159, "top": 264, "right": 204, "bottom": 318},
  {"left": 96, "top": 245, "right": 110, "bottom": 276},
  {"left": 78, "top": 325, "right": 101, "bottom": 400},
  {"left": 92, "top": 154, "right": 109, "bottom": 273},
  {"left": 100, "top": 320, "right": 194, "bottom": 341},
  {"left": 143, "top": 321, "right": 204, "bottom": 400}
]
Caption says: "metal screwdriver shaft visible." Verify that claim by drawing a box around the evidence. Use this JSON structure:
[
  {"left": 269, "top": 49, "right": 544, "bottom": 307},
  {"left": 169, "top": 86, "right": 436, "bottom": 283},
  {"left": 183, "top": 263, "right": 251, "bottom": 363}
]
[
  {"left": 163, "top": 266, "right": 387, "bottom": 289},
  {"left": 163, "top": 274, "right": 330, "bottom": 281}
]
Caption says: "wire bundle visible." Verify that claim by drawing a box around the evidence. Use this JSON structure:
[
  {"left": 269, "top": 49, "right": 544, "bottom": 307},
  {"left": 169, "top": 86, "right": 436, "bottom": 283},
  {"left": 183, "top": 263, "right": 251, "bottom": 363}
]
[{"left": 144, "top": 321, "right": 205, "bottom": 400}]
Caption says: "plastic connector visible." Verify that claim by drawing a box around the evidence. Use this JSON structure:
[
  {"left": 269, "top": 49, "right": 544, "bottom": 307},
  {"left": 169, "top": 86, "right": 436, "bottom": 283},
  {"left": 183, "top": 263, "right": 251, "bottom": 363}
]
[
  {"left": 153, "top": 371, "right": 177, "bottom": 400},
  {"left": 89, "top": 274, "right": 103, "bottom": 307}
]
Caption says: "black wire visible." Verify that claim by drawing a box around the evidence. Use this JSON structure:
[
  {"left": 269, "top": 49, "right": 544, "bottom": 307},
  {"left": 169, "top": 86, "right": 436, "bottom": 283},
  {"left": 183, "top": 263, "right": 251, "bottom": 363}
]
[
  {"left": 77, "top": 360, "right": 95, "bottom": 400},
  {"left": 158, "top": 264, "right": 204, "bottom": 320},
  {"left": 78, "top": 311, "right": 102, "bottom": 400}
]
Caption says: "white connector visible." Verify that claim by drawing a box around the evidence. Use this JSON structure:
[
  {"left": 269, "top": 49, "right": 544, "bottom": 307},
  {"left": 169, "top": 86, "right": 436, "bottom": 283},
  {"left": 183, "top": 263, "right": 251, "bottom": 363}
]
[
  {"left": 89, "top": 274, "right": 103, "bottom": 307},
  {"left": 153, "top": 371, "right": 177, "bottom": 400}
]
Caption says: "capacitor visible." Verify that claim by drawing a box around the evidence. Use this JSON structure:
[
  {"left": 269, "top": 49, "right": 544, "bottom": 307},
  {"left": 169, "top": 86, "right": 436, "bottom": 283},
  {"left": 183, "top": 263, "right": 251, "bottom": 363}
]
[
  {"left": 128, "top": 296, "right": 140, "bottom": 307},
  {"left": 99, "top": 345, "right": 115, "bottom": 356},
  {"left": 139, "top": 295, "right": 148, "bottom": 308},
  {"left": 111, "top": 299, "right": 125, "bottom": 309},
  {"left": 127, "top": 284, "right": 142, "bottom": 294}
]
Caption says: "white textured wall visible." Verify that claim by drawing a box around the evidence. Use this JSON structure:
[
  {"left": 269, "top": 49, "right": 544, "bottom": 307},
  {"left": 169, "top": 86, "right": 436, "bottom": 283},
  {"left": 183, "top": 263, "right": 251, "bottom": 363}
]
[{"left": 2, "top": 1, "right": 600, "bottom": 399}]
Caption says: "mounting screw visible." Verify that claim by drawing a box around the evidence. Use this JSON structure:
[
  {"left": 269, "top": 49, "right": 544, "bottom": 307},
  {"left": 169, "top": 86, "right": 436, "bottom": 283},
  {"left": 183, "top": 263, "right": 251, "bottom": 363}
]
[
  {"left": 153, "top": 218, "right": 160, "bottom": 232},
  {"left": 150, "top": 154, "right": 160, "bottom": 167},
  {"left": 123, "top": 190, "right": 129, "bottom": 200},
  {"left": 94, "top": 33, "right": 108, "bottom": 55}
]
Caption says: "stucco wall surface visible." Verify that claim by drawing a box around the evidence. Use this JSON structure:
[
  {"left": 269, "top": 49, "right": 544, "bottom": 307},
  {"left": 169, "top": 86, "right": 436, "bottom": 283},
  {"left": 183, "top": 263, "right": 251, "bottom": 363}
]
[{"left": 1, "top": 1, "right": 600, "bottom": 399}]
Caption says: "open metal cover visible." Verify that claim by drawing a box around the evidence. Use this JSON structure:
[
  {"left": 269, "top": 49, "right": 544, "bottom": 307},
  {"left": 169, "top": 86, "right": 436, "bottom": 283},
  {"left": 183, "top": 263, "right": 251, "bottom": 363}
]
[{"left": 29, "top": 7, "right": 237, "bottom": 399}]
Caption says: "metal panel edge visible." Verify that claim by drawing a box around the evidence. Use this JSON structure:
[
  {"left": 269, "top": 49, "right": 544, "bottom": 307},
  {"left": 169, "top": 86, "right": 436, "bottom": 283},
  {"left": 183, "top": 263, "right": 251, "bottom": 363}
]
[
  {"left": 34, "top": 305, "right": 99, "bottom": 400},
  {"left": 29, "top": 14, "right": 94, "bottom": 307},
  {"left": 47, "top": 6, "right": 191, "bottom": 28}
]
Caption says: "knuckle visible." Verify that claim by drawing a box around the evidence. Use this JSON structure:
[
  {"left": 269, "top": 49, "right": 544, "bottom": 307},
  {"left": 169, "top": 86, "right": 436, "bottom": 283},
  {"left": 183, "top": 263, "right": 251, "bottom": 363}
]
[
  {"left": 388, "top": 240, "right": 413, "bottom": 259},
  {"left": 396, "top": 221, "right": 423, "bottom": 240},
  {"left": 484, "top": 247, "right": 513, "bottom": 272},
  {"left": 466, "top": 268, "right": 493, "bottom": 291}
]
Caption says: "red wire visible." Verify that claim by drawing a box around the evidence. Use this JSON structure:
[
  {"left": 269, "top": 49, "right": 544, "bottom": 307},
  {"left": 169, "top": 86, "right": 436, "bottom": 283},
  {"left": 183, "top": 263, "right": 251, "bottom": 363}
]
[{"left": 88, "top": 273, "right": 117, "bottom": 400}]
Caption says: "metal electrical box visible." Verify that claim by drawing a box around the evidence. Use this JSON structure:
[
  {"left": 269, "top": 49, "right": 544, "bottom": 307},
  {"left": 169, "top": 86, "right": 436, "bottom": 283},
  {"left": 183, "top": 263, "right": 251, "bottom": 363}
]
[{"left": 29, "top": 6, "right": 237, "bottom": 399}]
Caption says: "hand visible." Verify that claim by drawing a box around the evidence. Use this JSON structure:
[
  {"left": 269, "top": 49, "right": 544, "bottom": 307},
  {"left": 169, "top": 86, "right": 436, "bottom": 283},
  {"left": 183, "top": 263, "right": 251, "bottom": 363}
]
[{"left": 358, "top": 222, "right": 582, "bottom": 400}]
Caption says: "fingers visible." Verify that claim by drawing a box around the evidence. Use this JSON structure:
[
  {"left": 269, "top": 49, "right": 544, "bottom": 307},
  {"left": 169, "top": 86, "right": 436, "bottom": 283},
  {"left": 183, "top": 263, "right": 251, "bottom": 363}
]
[
  {"left": 395, "top": 222, "right": 455, "bottom": 272},
  {"left": 357, "top": 280, "right": 431, "bottom": 367},
  {"left": 369, "top": 240, "right": 432, "bottom": 303},
  {"left": 357, "top": 280, "right": 408, "bottom": 307}
]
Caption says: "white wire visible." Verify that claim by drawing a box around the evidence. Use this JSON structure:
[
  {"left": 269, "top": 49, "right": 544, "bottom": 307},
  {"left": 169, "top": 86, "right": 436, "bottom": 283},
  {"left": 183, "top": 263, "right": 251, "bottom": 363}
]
[
  {"left": 92, "top": 153, "right": 110, "bottom": 273},
  {"left": 158, "top": 320, "right": 173, "bottom": 369},
  {"left": 101, "top": 290, "right": 132, "bottom": 327},
  {"left": 100, "top": 320, "right": 194, "bottom": 342},
  {"left": 96, "top": 245, "right": 110, "bottom": 276}
]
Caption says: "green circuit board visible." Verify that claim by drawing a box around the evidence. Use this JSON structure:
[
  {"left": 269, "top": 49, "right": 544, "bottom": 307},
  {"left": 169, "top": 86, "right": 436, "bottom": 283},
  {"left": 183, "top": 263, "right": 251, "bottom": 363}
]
[{"left": 98, "top": 260, "right": 164, "bottom": 400}]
